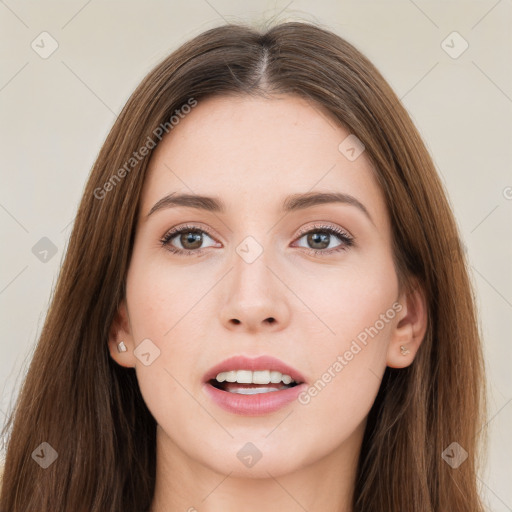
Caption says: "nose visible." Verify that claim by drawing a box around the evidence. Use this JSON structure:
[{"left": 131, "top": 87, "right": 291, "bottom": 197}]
[{"left": 219, "top": 248, "right": 291, "bottom": 333}]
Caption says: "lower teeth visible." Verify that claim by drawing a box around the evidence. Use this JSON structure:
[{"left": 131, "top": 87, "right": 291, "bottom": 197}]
[
  {"left": 209, "top": 380, "right": 296, "bottom": 394},
  {"left": 228, "top": 386, "right": 286, "bottom": 395}
]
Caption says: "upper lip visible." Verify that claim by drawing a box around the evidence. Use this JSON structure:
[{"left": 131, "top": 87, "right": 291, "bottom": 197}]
[{"left": 203, "top": 355, "right": 307, "bottom": 384}]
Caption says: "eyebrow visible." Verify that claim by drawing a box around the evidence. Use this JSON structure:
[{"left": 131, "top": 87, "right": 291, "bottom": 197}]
[{"left": 146, "top": 191, "right": 374, "bottom": 224}]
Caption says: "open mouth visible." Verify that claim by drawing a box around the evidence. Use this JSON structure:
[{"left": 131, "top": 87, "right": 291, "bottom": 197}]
[
  {"left": 208, "top": 379, "right": 300, "bottom": 395},
  {"left": 203, "top": 365, "right": 307, "bottom": 414},
  {"left": 203, "top": 358, "right": 307, "bottom": 405}
]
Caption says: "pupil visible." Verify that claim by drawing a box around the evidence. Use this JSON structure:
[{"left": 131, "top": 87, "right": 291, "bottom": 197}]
[
  {"left": 181, "top": 231, "right": 202, "bottom": 249},
  {"left": 308, "top": 232, "right": 329, "bottom": 249}
]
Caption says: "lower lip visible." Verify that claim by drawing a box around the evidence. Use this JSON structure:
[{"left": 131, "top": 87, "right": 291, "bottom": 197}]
[{"left": 203, "top": 381, "right": 307, "bottom": 416}]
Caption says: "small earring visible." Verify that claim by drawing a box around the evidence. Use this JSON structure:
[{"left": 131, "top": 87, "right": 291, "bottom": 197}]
[
  {"left": 400, "top": 345, "right": 410, "bottom": 356},
  {"left": 117, "top": 341, "right": 127, "bottom": 353}
]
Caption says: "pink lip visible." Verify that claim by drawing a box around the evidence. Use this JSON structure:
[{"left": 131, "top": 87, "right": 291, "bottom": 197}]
[
  {"left": 202, "top": 355, "right": 308, "bottom": 416},
  {"left": 203, "top": 381, "right": 308, "bottom": 416}
]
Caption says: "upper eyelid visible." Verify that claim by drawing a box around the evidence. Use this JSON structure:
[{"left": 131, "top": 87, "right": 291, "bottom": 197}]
[
  {"left": 295, "top": 223, "right": 353, "bottom": 239},
  {"left": 164, "top": 223, "right": 216, "bottom": 240}
]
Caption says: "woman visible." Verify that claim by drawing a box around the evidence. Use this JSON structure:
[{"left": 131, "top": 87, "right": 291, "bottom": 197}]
[{"left": 0, "top": 20, "right": 487, "bottom": 511}]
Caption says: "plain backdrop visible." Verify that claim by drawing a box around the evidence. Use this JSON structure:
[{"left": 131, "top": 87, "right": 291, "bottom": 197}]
[{"left": 1, "top": 1, "right": 511, "bottom": 509}]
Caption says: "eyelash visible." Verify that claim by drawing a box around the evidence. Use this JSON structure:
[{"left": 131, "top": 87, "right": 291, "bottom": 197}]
[{"left": 159, "top": 223, "right": 355, "bottom": 257}]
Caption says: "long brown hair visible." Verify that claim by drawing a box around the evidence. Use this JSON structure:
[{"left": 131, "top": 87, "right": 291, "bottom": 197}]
[{"left": 0, "top": 20, "right": 487, "bottom": 511}]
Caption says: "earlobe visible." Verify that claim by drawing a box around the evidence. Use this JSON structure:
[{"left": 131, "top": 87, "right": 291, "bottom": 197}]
[
  {"left": 107, "top": 300, "right": 137, "bottom": 368},
  {"left": 386, "top": 281, "right": 428, "bottom": 369}
]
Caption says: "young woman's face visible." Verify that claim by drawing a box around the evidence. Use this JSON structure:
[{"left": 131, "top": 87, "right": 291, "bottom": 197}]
[{"left": 111, "top": 94, "right": 417, "bottom": 479}]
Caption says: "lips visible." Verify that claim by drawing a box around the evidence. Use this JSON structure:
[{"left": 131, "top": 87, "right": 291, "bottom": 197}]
[
  {"left": 202, "top": 355, "right": 308, "bottom": 415},
  {"left": 203, "top": 355, "right": 307, "bottom": 385}
]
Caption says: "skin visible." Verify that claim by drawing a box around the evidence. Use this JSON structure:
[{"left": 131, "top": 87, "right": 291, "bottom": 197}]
[{"left": 108, "top": 94, "right": 427, "bottom": 512}]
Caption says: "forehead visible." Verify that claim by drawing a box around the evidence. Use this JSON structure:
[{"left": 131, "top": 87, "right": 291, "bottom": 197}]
[{"left": 141, "top": 94, "right": 388, "bottom": 227}]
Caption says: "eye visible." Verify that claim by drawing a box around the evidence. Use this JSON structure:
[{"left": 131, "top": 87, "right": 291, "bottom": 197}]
[
  {"left": 160, "top": 224, "right": 218, "bottom": 256},
  {"left": 292, "top": 224, "right": 354, "bottom": 255},
  {"left": 160, "top": 223, "right": 355, "bottom": 257}
]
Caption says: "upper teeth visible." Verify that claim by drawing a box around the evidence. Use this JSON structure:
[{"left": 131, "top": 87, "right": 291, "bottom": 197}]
[{"left": 215, "top": 370, "right": 296, "bottom": 385}]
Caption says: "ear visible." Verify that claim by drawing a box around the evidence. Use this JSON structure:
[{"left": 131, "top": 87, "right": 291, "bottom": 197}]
[
  {"left": 386, "top": 280, "right": 428, "bottom": 369},
  {"left": 107, "top": 299, "right": 137, "bottom": 368}
]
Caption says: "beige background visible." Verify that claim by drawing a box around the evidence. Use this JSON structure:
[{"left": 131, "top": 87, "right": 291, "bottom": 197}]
[{"left": 1, "top": 0, "right": 511, "bottom": 509}]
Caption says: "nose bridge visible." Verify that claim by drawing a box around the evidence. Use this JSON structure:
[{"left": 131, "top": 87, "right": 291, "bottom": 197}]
[
  {"left": 231, "top": 233, "right": 277, "bottom": 300},
  {"left": 229, "top": 210, "right": 277, "bottom": 279},
  {"left": 218, "top": 230, "right": 290, "bottom": 330}
]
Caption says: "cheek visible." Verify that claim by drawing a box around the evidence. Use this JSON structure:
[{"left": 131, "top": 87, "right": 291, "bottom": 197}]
[
  {"left": 295, "top": 306, "right": 396, "bottom": 451},
  {"left": 301, "top": 247, "right": 398, "bottom": 348},
  {"left": 293, "top": 252, "right": 397, "bottom": 424},
  {"left": 125, "top": 252, "right": 215, "bottom": 422},
  {"left": 125, "top": 252, "right": 210, "bottom": 341}
]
